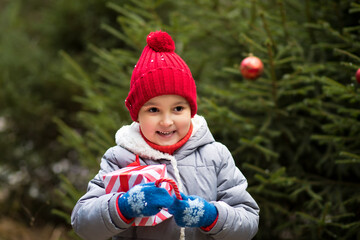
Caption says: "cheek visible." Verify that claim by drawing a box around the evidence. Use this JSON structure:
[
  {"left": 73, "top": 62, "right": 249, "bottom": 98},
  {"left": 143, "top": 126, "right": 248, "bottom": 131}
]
[
  {"left": 178, "top": 118, "right": 191, "bottom": 135},
  {"left": 139, "top": 118, "right": 156, "bottom": 136}
]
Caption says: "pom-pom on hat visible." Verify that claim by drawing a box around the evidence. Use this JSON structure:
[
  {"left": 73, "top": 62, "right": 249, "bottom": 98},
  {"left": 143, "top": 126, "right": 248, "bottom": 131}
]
[{"left": 125, "top": 30, "right": 197, "bottom": 121}]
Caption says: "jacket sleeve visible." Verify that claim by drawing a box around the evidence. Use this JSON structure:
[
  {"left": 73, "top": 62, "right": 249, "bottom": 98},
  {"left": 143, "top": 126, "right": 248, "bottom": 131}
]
[
  {"left": 71, "top": 147, "right": 134, "bottom": 240},
  {"left": 203, "top": 143, "right": 260, "bottom": 240}
]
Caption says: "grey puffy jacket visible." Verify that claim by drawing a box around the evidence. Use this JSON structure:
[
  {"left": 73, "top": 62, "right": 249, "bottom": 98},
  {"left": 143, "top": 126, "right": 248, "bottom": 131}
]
[{"left": 71, "top": 115, "right": 259, "bottom": 240}]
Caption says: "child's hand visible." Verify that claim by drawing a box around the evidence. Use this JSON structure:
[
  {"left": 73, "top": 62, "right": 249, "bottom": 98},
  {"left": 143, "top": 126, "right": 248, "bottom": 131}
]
[
  {"left": 117, "top": 182, "right": 173, "bottom": 219},
  {"left": 168, "top": 193, "right": 218, "bottom": 228}
]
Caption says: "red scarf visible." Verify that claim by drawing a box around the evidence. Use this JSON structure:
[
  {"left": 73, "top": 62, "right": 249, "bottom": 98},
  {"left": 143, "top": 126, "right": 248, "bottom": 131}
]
[{"left": 140, "top": 123, "right": 193, "bottom": 155}]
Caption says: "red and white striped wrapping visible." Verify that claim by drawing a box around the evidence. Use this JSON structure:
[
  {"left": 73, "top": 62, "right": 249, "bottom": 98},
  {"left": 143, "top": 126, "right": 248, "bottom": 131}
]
[{"left": 102, "top": 164, "right": 173, "bottom": 226}]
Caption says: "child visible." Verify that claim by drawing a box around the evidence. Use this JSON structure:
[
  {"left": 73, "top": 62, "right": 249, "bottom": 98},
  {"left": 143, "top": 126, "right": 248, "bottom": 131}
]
[{"left": 71, "top": 30, "right": 259, "bottom": 240}]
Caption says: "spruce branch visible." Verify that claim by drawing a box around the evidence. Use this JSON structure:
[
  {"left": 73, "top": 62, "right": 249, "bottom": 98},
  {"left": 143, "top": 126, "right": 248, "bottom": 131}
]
[
  {"left": 277, "top": 0, "right": 289, "bottom": 41},
  {"left": 333, "top": 48, "right": 360, "bottom": 63},
  {"left": 260, "top": 11, "right": 277, "bottom": 51},
  {"left": 266, "top": 41, "right": 278, "bottom": 107},
  {"left": 249, "top": 0, "right": 257, "bottom": 27},
  {"left": 305, "top": 0, "right": 316, "bottom": 43},
  {"left": 240, "top": 33, "right": 267, "bottom": 54}
]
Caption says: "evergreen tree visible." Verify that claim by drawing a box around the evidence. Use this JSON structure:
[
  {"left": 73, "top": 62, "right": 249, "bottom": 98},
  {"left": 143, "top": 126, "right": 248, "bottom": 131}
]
[
  {"left": 201, "top": 1, "right": 360, "bottom": 239},
  {"left": 0, "top": 0, "right": 117, "bottom": 226},
  {"left": 56, "top": 0, "right": 360, "bottom": 239}
]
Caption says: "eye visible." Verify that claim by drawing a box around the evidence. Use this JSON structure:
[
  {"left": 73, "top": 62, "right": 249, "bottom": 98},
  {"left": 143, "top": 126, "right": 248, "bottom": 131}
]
[
  {"left": 174, "top": 106, "right": 184, "bottom": 112},
  {"left": 148, "top": 107, "right": 159, "bottom": 113}
]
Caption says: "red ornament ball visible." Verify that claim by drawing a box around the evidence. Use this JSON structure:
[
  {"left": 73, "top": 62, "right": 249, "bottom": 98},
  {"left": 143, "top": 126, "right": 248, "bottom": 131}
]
[
  {"left": 356, "top": 68, "right": 360, "bottom": 84},
  {"left": 240, "top": 55, "right": 264, "bottom": 80}
]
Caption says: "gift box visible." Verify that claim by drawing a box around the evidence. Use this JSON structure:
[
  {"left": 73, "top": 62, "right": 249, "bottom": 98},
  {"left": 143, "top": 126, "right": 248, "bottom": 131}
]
[{"left": 102, "top": 163, "right": 173, "bottom": 226}]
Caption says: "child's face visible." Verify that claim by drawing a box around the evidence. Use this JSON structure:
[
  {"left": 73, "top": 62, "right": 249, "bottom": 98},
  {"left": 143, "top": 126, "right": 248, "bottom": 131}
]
[{"left": 138, "top": 95, "right": 192, "bottom": 146}]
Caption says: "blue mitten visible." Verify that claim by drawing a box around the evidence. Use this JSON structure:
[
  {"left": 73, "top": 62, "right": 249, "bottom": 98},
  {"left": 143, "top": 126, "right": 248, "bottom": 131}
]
[
  {"left": 117, "top": 182, "right": 173, "bottom": 219},
  {"left": 168, "top": 193, "right": 218, "bottom": 228}
]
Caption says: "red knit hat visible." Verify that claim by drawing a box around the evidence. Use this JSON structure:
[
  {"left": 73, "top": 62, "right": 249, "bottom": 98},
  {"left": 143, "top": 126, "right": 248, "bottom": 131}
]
[{"left": 125, "top": 30, "right": 197, "bottom": 121}]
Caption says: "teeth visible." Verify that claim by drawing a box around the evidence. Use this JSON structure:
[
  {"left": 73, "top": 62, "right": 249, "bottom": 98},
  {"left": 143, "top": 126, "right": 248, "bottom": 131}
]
[{"left": 158, "top": 131, "right": 174, "bottom": 135}]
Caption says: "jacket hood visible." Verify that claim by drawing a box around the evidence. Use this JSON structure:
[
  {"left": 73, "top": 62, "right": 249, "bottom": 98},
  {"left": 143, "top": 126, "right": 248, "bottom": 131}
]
[{"left": 115, "top": 114, "right": 214, "bottom": 161}]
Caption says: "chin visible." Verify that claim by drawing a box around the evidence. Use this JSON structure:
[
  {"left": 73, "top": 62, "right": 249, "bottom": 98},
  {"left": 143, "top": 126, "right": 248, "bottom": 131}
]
[
  {"left": 159, "top": 142, "right": 176, "bottom": 146},
  {"left": 157, "top": 139, "right": 178, "bottom": 146}
]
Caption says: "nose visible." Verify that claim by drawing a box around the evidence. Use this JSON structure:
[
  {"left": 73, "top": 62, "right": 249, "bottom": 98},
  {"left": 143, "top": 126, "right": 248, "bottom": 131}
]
[{"left": 160, "top": 113, "right": 174, "bottom": 127}]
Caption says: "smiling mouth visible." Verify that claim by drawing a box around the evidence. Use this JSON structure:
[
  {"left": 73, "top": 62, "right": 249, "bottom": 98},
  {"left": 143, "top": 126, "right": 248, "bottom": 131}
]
[{"left": 157, "top": 130, "right": 176, "bottom": 136}]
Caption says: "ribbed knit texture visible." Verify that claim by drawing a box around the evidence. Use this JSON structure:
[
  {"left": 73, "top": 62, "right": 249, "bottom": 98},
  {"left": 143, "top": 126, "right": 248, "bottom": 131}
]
[{"left": 125, "top": 31, "right": 197, "bottom": 121}]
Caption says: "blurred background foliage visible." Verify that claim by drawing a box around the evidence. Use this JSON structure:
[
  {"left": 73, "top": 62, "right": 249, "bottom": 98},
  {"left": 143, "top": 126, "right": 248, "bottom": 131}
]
[
  {"left": 0, "top": 0, "right": 359, "bottom": 239},
  {"left": 0, "top": 0, "right": 117, "bottom": 230}
]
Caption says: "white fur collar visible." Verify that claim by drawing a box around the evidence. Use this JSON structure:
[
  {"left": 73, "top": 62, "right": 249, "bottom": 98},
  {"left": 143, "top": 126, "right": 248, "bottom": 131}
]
[{"left": 115, "top": 114, "right": 205, "bottom": 161}]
